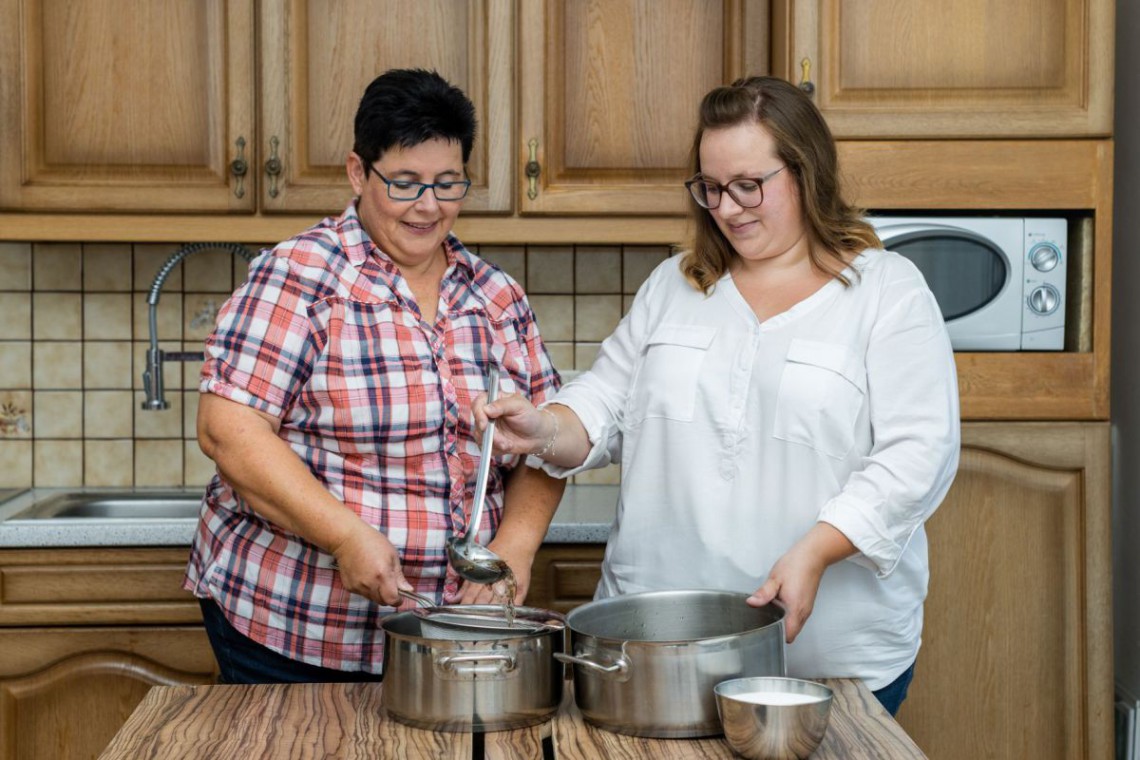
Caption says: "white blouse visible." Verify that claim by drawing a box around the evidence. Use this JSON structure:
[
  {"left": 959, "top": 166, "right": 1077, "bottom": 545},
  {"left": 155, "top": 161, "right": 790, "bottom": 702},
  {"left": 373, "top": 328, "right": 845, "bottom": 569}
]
[{"left": 544, "top": 249, "right": 960, "bottom": 689}]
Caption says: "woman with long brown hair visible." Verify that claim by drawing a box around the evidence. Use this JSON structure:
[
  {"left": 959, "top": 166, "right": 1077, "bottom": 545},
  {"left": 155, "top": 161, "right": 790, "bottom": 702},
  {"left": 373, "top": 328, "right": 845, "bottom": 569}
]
[{"left": 478, "top": 76, "right": 960, "bottom": 715}]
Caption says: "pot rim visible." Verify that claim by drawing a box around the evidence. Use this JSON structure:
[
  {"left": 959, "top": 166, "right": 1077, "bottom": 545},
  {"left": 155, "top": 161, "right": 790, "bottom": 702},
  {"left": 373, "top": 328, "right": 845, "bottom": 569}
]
[
  {"left": 564, "top": 588, "right": 785, "bottom": 645},
  {"left": 382, "top": 604, "right": 566, "bottom": 644}
]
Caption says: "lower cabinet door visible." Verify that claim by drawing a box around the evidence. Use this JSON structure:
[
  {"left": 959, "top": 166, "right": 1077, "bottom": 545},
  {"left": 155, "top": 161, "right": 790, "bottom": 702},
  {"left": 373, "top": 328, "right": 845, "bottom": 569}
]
[
  {"left": 528, "top": 544, "right": 605, "bottom": 614},
  {"left": 895, "top": 422, "right": 1112, "bottom": 760},
  {"left": 0, "top": 627, "right": 217, "bottom": 760}
]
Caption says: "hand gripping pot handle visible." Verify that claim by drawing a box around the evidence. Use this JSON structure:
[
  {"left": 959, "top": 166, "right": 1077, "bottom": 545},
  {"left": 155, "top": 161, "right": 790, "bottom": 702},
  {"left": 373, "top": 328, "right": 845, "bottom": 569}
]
[
  {"left": 434, "top": 651, "right": 517, "bottom": 679},
  {"left": 554, "top": 651, "right": 631, "bottom": 680}
]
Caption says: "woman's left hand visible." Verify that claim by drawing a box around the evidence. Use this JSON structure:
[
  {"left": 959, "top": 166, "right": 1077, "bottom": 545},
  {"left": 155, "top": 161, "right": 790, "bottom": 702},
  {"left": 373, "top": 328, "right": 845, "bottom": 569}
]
[{"left": 746, "top": 522, "right": 858, "bottom": 643}]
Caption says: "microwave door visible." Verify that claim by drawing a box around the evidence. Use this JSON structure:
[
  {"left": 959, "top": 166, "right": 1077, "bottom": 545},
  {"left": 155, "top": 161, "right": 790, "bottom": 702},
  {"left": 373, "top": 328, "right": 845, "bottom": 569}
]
[{"left": 878, "top": 226, "right": 1023, "bottom": 351}]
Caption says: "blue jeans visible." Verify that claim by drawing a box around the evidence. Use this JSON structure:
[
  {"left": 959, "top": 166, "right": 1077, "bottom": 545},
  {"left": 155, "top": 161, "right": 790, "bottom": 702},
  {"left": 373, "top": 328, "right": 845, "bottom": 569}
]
[
  {"left": 199, "top": 599, "right": 382, "bottom": 685},
  {"left": 871, "top": 661, "right": 916, "bottom": 717}
]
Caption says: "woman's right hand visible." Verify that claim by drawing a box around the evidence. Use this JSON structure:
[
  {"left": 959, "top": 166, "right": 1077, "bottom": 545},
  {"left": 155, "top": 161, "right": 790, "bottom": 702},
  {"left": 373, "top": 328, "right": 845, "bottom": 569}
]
[
  {"left": 328, "top": 523, "right": 412, "bottom": 607},
  {"left": 474, "top": 393, "right": 554, "bottom": 456}
]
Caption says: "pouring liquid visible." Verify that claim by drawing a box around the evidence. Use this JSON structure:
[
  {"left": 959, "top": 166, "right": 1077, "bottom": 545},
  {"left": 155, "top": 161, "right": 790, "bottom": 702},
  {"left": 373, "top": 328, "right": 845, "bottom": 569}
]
[{"left": 490, "top": 563, "right": 517, "bottom": 627}]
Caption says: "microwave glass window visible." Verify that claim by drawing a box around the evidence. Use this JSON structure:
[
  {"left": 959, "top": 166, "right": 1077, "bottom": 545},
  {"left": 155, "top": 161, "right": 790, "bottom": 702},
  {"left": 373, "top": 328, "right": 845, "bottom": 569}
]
[{"left": 886, "top": 232, "right": 1008, "bottom": 320}]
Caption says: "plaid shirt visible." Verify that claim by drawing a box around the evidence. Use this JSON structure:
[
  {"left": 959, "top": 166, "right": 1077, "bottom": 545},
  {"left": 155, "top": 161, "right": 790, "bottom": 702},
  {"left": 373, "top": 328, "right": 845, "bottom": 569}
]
[{"left": 183, "top": 202, "right": 560, "bottom": 673}]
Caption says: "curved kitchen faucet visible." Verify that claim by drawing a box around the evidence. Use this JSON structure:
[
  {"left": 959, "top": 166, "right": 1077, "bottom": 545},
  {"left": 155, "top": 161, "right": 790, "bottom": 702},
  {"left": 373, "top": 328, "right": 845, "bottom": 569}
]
[{"left": 141, "top": 242, "right": 256, "bottom": 411}]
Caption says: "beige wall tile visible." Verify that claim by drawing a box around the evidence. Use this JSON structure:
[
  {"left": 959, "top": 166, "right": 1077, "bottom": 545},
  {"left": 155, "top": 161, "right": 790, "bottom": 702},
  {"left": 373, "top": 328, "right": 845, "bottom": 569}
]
[
  {"left": 84, "top": 341, "right": 133, "bottom": 389},
  {"left": 574, "top": 462, "right": 621, "bottom": 485},
  {"left": 182, "top": 391, "right": 201, "bottom": 438},
  {"left": 184, "top": 440, "right": 217, "bottom": 488},
  {"left": 575, "top": 246, "right": 622, "bottom": 294},
  {"left": 543, "top": 342, "right": 574, "bottom": 374},
  {"left": 623, "top": 295, "right": 636, "bottom": 315},
  {"left": 574, "top": 295, "right": 622, "bottom": 341},
  {"left": 478, "top": 246, "right": 526, "bottom": 285},
  {"left": 574, "top": 342, "right": 602, "bottom": 370},
  {"left": 0, "top": 293, "right": 31, "bottom": 339},
  {"left": 134, "top": 244, "right": 182, "bottom": 292},
  {"left": 622, "top": 246, "right": 671, "bottom": 294},
  {"left": 526, "top": 246, "right": 574, "bottom": 293},
  {"left": 84, "top": 293, "right": 133, "bottom": 340},
  {"left": 528, "top": 295, "right": 574, "bottom": 342},
  {"left": 84, "top": 439, "right": 134, "bottom": 486},
  {"left": 233, "top": 245, "right": 263, "bottom": 287},
  {"left": 0, "top": 342, "right": 32, "bottom": 389},
  {"left": 0, "top": 441, "right": 32, "bottom": 487},
  {"left": 183, "top": 249, "right": 235, "bottom": 293},
  {"left": 133, "top": 292, "right": 183, "bottom": 341},
  {"left": 181, "top": 349, "right": 206, "bottom": 388},
  {"left": 33, "top": 391, "right": 83, "bottom": 438},
  {"left": 83, "top": 244, "right": 132, "bottom": 291},
  {"left": 135, "top": 439, "right": 184, "bottom": 487},
  {"left": 135, "top": 392, "right": 184, "bottom": 438},
  {"left": 184, "top": 294, "right": 224, "bottom": 342},
  {"left": 132, "top": 341, "right": 183, "bottom": 391},
  {"left": 32, "top": 243, "right": 82, "bottom": 290},
  {"left": 33, "top": 342, "right": 82, "bottom": 389},
  {"left": 84, "top": 390, "right": 134, "bottom": 438},
  {"left": 0, "top": 391, "right": 31, "bottom": 438},
  {"left": 33, "top": 440, "right": 83, "bottom": 486},
  {"left": 0, "top": 243, "right": 31, "bottom": 290},
  {"left": 33, "top": 293, "right": 82, "bottom": 340}
]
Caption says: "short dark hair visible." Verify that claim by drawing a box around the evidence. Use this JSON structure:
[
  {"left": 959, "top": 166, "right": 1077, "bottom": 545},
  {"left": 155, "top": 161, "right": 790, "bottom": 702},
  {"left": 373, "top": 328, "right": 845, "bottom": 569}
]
[
  {"left": 680, "top": 76, "right": 880, "bottom": 294},
  {"left": 353, "top": 68, "right": 477, "bottom": 166}
]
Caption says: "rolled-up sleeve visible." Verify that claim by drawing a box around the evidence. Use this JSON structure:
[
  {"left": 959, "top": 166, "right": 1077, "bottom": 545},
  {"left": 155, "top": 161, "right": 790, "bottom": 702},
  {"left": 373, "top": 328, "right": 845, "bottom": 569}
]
[
  {"left": 200, "top": 253, "right": 319, "bottom": 419},
  {"left": 818, "top": 284, "right": 961, "bottom": 578}
]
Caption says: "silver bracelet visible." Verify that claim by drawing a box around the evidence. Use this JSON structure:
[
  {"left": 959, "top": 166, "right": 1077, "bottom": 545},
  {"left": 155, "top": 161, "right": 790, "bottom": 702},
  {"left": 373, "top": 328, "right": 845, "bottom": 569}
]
[{"left": 532, "top": 408, "right": 559, "bottom": 459}]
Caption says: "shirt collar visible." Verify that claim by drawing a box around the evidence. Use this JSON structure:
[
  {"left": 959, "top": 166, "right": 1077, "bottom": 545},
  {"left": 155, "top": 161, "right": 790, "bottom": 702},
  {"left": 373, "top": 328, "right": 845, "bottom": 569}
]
[{"left": 338, "top": 200, "right": 476, "bottom": 279}]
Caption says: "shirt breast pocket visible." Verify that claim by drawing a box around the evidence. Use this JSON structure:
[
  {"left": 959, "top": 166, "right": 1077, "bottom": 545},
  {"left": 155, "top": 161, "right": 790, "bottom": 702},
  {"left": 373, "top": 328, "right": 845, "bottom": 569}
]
[
  {"left": 773, "top": 339, "right": 866, "bottom": 459},
  {"left": 629, "top": 324, "right": 717, "bottom": 423}
]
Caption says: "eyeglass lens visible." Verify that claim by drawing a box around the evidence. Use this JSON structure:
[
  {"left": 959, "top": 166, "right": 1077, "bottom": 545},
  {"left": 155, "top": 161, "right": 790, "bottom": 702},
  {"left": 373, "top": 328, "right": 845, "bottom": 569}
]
[{"left": 688, "top": 178, "right": 764, "bottom": 210}]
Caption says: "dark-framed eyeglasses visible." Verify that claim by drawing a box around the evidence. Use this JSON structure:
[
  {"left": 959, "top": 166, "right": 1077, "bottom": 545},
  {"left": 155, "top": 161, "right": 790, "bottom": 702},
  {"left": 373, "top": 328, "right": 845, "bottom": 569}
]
[
  {"left": 684, "top": 166, "right": 786, "bottom": 210},
  {"left": 365, "top": 164, "right": 471, "bottom": 201}
]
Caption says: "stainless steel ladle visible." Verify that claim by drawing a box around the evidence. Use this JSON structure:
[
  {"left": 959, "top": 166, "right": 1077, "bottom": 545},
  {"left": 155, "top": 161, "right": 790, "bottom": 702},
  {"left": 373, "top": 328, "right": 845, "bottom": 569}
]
[{"left": 446, "top": 364, "right": 510, "bottom": 585}]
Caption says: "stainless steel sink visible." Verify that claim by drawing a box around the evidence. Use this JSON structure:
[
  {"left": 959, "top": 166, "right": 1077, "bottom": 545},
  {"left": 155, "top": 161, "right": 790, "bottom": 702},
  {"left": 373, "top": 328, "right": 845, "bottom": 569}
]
[{"left": 8, "top": 491, "right": 201, "bottom": 520}]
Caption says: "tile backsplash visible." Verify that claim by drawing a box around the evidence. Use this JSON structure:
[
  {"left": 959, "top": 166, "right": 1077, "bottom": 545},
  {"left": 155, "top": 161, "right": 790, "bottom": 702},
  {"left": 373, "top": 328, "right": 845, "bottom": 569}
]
[{"left": 0, "top": 241, "right": 670, "bottom": 489}]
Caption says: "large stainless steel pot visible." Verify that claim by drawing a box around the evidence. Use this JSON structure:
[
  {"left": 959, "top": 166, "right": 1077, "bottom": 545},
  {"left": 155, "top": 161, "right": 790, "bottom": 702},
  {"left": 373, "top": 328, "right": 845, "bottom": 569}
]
[
  {"left": 555, "top": 589, "right": 785, "bottom": 738},
  {"left": 381, "top": 605, "right": 565, "bottom": 732}
]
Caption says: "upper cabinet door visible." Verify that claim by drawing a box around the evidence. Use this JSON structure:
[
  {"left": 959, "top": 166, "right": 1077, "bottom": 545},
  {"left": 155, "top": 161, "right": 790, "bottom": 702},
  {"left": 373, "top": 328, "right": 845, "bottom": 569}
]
[
  {"left": 519, "top": 0, "right": 770, "bottom": 215},
  {"left": 0, "top": 0, "right": 255, "bottom": 213},
  {"left": 258, "top": 0, "right": 513, "bottom": 215},
  {"left": 772, "top": 0, "right": 1114, "bottom": 138}
]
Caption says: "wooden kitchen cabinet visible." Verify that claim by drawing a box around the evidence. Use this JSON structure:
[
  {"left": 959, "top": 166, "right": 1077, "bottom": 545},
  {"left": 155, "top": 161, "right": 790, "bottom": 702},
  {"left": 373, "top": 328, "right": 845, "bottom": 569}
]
[
  {"left": 0, "top": 0, "right": 512, "bottom": 215},
  {"left": 527, "top": 543, "right": 605, "bottom": 613},
  {"left": 771, "top": 0, "right": 1114, "bottom": 138},
  {"left": 895, "top": 422, "right": 1112, "bottom": 760},
  {"left": 0, "top": 548, "right": 216, "bottom": 760},
  {"left": 518, "top": 0, "right": 769, "bottom": 215},
  {"left": 0, "top": 0, "right": 255, "bottom": 213}
]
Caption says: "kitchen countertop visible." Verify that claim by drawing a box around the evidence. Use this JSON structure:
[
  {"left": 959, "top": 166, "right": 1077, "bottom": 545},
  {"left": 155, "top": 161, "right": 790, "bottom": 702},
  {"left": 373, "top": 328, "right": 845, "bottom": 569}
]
[
  {"left": 0, "top": 484, "right": 618, "bottom": 548},
  {"left": 100, "top": 678, "right": 926, "bottom": 759}
]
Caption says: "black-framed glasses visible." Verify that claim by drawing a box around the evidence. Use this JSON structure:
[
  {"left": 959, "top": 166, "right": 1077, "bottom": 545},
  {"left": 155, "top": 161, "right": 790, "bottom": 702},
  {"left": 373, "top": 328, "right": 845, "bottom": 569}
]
[
  {"left": 365, "top": 164, "right": 471, "bottom": 201},
  {"left": 684, "top": 166, "right": 786, "bottom": 210}
]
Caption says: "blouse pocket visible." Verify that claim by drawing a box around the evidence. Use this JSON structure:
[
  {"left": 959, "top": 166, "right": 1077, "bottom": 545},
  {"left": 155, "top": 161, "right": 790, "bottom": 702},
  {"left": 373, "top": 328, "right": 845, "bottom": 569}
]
[
  {"left": 773, "top": 339, "right": 866, "bottom": 459},
  {"left": 629, "top": 324, "right": 717, "bottom": 423}
]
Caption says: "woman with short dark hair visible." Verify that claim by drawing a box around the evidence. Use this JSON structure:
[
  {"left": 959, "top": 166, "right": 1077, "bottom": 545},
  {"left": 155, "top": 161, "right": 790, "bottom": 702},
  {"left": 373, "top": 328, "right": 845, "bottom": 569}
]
[{"left": 185, "top": 69, "right": 564, "bottom": 684}]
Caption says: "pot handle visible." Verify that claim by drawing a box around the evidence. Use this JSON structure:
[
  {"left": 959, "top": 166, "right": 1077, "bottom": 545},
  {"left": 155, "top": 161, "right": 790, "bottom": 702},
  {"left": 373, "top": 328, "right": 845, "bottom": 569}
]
[
  {"left": 554, "top": 651, "right": 630, "bottom": 678},
  {"left": 435, "top": 652, "right": 517, "bottom": 677}
]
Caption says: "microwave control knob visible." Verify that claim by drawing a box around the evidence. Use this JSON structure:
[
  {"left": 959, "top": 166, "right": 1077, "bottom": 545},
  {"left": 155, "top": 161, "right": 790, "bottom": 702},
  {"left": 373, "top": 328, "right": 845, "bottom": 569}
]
[
  {"left": 1028, "top": 284, "right": 1061, "bottom": 315},
  {"left": 1029, "top": 242, "right": 1061, "bottom": 272}
]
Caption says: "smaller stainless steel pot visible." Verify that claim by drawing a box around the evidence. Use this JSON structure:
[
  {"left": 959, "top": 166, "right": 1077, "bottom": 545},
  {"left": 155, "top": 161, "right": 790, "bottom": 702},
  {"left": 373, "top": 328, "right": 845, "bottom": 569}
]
[
  {"left": 555, "top": 589, "right": 785, "bottom": 738},
  {"left": 381, "top": 605, "right": 565, "bottom": 732}
]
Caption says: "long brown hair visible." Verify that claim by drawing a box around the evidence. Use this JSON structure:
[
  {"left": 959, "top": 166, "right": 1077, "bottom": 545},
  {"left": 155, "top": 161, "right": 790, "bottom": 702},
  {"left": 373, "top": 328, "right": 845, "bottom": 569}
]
[{"left": 680, "top": 76, "right": 880, "bottom": 293}]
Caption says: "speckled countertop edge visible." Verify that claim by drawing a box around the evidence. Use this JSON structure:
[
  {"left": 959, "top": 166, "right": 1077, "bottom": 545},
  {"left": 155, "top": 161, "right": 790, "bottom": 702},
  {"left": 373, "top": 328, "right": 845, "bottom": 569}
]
[{"left": 0, "top": 485, "right": 617, "bottom": 548}]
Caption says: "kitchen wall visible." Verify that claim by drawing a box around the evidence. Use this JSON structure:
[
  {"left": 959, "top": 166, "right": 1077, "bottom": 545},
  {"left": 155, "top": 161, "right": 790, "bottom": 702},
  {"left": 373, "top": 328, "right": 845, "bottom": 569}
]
[
  {"left": 1113, "top": 0, "right": 1140, "bottom": 702},
  {"left": 0, "top": 241, "right": 665, "bottom": 489}
]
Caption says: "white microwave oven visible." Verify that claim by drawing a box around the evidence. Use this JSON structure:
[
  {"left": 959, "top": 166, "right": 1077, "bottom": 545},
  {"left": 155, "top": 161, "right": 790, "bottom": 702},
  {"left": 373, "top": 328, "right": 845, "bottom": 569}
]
[{"left": 867, "top": 216, "right": 1067, "bottom": 351}]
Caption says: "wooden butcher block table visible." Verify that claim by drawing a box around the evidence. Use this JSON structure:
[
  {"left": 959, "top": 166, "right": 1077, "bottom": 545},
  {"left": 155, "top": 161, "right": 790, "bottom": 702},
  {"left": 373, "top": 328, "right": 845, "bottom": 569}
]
[{"left": 100, "top": 678, "right": 926, "bottom": 759}]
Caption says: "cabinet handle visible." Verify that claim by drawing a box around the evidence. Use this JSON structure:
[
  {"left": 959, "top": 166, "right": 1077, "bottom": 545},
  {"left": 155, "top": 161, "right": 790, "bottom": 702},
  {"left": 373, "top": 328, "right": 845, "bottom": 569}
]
[
  {"left": 798, "top": 57, "right": 815, "bottom": 96},
  {"left": 525, "top": 138, "right": 541, "bottom": 200},
  {"left": 229, "top": 137, "right": 248, "bottom": 199},
  {"left": 264, "top": 135, "right": 283, "bottom": 198}
]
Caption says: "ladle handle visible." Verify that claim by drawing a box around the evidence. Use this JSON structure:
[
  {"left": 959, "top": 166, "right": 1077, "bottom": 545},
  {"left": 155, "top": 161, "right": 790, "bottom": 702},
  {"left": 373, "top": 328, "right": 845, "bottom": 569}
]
[{"left": 464, "top": 364, "right": 500, "bottom": 543}]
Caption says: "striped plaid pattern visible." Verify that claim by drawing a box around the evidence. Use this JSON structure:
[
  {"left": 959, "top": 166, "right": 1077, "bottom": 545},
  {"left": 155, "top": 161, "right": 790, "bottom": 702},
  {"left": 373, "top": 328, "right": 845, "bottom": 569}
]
[{"left": 183, "top": 202, "right": 560, "bottom": 673}]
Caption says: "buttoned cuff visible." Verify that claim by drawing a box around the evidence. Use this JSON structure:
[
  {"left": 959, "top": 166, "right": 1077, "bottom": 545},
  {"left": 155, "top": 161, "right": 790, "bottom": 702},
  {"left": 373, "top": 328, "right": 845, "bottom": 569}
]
[
  {"left": 525, "top": 398, "right": 613, "bottom": 477},
  {"left": 818, "top": 494, "right": 915, "bottom": 579}
]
